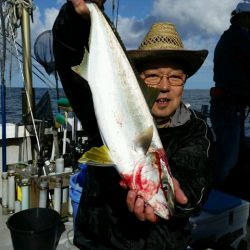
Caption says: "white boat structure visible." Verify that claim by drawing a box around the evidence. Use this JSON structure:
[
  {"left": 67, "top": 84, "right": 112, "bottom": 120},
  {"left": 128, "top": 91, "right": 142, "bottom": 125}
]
[{"left": 0, "top": 1, "right": 87, "bottom": 249}]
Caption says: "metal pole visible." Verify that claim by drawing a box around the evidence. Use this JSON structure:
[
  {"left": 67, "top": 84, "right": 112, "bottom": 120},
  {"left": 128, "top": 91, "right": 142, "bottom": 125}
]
[
  {"left": 0, "top": 0, "right": 7, "bottom": 172},
  {"left": 1, "top": 84, "right": 6, "bottom": 172},
  {"left": 21, "top": 1, "right": 34, "bottom": 124}
]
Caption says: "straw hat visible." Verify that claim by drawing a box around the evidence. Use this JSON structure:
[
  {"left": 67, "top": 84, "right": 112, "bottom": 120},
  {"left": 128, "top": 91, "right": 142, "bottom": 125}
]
[{"left": 128, "top": 22, "right": 208, "bottom": 78}]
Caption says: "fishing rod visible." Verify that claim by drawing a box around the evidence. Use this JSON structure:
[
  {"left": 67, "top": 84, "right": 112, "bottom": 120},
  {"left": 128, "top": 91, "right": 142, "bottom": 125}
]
[{"left": 4, "top": 0, "right": 40, "bottom": 153}]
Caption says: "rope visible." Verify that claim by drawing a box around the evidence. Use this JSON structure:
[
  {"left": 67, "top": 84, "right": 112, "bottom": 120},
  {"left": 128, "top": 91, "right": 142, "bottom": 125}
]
[
  {"left": 111, "top": 0, "right": 120, "bottom": 29},
  {"left": 7, "top": 10, "right": 41, "bottom": 153},
  {"left": 115, "top": 0, "right": 119, "bottom": 29},
  {"left": 0, "top": 35, "right": 57, "bottom": 88},
  {"left": 112, "top": 0, "right": 115, "bottom": 22},
  {"left": 5, "top": 0, "right": 35, "bottom": 38}
]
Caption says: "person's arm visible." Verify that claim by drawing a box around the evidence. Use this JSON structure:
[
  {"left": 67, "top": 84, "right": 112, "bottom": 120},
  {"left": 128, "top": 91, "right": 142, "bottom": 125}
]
[
  {"left": 53, "top": 1, "right": 91, "bottom": 70},
  {"left": 52, "top": 1, "right": 105, "bottom": 140},
  {"left": 235, "top": 29, "right": 250, "bottom": 70},
  {"left": 169, "top": 113, "right": 214, "bottom": 218},
  {"left": 53, "top": 0, "right": 105, "bottom": 69}
]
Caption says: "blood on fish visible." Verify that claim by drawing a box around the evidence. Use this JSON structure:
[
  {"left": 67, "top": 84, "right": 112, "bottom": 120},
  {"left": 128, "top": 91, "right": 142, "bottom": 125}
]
[{"left": 120, "top": 149, "right": 171, "bottom": 200}]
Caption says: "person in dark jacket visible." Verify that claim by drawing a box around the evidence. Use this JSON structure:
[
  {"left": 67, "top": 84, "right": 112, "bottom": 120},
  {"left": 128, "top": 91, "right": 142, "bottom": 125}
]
[
  {"left": 52, "top": 1, "right": 213, "bottom": 249},
  {"left": 210, "top": 0, "right": 250, "bottom": 190}
]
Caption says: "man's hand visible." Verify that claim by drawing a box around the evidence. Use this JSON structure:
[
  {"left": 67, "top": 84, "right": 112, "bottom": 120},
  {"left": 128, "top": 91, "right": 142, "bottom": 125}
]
[
  {"left": 69, "top": 0, "right": 106, "bottom": 18},
  {"left": 126, "top": 177, "right": 188, "bottom": 223},
  {"left": 127, "top": 190, "right": 159, "bottom": 222}
]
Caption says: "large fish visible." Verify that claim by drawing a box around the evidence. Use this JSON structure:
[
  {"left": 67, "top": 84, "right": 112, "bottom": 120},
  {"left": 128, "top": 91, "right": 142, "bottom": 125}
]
[{"left": 72, "top": 2, "right": 175, "bottom": 219}]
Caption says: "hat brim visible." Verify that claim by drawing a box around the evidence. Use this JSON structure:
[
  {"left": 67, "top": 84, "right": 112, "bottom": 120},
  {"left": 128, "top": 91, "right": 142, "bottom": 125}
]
[{"left": 127, "top": 49, "right": 208, "bottom": 78}]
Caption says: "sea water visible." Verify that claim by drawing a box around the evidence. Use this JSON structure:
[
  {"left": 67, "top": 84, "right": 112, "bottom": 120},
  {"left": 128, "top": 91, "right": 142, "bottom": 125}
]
[
  {"left": 0, "top": 87, "right": 66, "bottom": 124},
  {"left": 183, "top": 89, "right": 250, "bottom": 137},
  {"left": 1, "top": 87, "right": 250, "bottom": 136}
]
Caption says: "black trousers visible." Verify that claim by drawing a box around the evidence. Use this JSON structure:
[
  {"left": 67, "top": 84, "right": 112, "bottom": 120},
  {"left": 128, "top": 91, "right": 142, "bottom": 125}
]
[{"left": 74, "top": 165, "right": 191, "bottom": 250}]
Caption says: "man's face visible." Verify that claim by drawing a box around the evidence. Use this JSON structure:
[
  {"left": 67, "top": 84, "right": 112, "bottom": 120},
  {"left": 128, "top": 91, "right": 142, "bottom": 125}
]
[{"left": 139, "top": 60, "right": 186, "bottom": 120}]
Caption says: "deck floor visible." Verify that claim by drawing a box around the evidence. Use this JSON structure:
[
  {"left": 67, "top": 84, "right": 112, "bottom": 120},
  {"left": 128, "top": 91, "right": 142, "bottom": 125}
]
[{"left": 0, "top": 206, "right": 249, "bottom": 250}]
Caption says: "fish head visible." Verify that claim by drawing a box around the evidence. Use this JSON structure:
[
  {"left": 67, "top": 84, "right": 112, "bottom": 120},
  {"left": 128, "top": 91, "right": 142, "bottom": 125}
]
[
  {"left": 161, "top": 181, "right": 175, "bottom": 215},
  {"left": 148, "top": 149, "right": 175, "bottom": 217},
  {"left": 129, "top": 150, "right": 175, "bottom": 219}
]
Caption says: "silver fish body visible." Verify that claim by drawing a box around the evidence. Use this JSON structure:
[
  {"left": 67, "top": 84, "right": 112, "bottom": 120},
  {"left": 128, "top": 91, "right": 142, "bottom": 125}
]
[{"left": 72, "top": 3, "right": 174, "bottom": 219}]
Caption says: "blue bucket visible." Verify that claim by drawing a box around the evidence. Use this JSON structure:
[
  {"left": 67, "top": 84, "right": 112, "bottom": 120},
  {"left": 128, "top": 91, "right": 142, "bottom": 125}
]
[{"left": 69, "top": 164, "right": 87, "bottom": 225}]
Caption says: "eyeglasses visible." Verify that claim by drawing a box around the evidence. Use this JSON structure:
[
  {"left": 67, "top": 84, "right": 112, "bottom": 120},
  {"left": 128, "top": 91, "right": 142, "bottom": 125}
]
[{"left": 141, "top": 70, "right": 186, "bottom": 86}]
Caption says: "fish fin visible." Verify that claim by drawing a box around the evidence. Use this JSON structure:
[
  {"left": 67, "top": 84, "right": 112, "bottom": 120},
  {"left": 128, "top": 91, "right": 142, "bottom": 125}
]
[
  {"left": 135, "top": 126, "right": 153, "bottom": 154},
  {"left": 71, "top": 48, "right": 89, "bottom": 81},
  {"left": 78, "top": 145, "right": 114, "bottom": 165},
  {"left": 138, "top": 78, "right": 159, "bottom": 109}
]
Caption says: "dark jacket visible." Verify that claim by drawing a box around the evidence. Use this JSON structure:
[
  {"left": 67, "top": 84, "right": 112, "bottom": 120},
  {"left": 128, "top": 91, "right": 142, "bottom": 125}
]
[
  {"left": 53, "top": 2, "right": 213, "bottom": 249},
  {"left": 213, "top": 25, "right": 250, "bottom": 99}
]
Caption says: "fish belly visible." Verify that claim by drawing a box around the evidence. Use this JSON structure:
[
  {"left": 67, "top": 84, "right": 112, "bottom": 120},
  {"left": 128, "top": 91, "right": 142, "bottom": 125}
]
[{"left": 72, "top": 3, "right": 174, "bottom": 219}]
